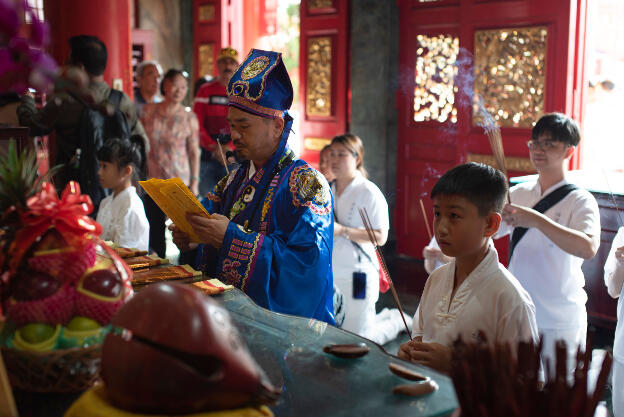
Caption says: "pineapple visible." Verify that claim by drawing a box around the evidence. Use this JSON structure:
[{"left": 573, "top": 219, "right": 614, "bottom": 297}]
[{"left": 0, "top": 139, "right": 56, "bottom": 303}]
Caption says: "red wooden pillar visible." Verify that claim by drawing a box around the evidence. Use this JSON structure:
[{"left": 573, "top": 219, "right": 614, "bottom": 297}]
[
  {"left": 299, "top": 0, "right": 350, "bottom": 167},
  {"left": 44, "top": 0, "right": 133, "bottom": 97}
]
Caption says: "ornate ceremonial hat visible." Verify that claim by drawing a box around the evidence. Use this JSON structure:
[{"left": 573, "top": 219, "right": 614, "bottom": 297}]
[
  {"left": 227, "top": 49, "right": 293, "bottom": 118},
  {"left": 217, "top": 46, "right": 238, "bottom": 62}
]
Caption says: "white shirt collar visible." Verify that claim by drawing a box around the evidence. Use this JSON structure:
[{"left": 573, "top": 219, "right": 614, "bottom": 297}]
[
  {"left": 534, "top": 177, "right": 569, "bottom": 197},
  {"left": 248, "top": 161, "right": 256, "bottom": 180},
  {"left": 113, "top": 186, "right": 134, "bottom": 200},
  {"left": 334, "top": 170, "right": 365, "bottom": 195}
]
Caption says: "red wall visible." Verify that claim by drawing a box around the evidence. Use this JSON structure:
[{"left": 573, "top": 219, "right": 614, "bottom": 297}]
[{"left": 44, "top": 0, "right": 133, "bottom": 97}]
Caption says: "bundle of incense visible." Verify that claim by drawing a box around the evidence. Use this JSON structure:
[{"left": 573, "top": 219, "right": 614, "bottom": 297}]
[
  {"left": 192, "top": 278, "right": 234, "bottom": 295},
  {"left": 358, "top": 208, "right": 412, "bottom": 339},
  {"left": 419, "top": 199, "right": 433, "bottom": 241},
  {"left": 124, "top": 255, "right": 170, "bottom": 270},
  {"left": 131, "top": 264, "right": 202, "bottom": 286},
  {"left": 114, "top": 247, "right": 148, "bottom": 259},
  {"left": 485, "top": 125, "right": 511, "bottom": 203},
  {"left": 450, "top": 334, "right": 612, "bottom": 417}
]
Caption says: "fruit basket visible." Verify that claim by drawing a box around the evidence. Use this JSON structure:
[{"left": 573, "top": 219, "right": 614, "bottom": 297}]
[
  {"left": 1, "top": 342, "right": 101, "bottom": 393},
  {"left": 0, "top": 141, "right": 133, "bottom": 392}
]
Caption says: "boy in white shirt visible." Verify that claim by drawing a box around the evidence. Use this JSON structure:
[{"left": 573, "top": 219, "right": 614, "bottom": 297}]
[
  {"left": 496, "top": 113, "right": 600, "bottom": 375},
  {"left": 604, "top": 227, "right": 624, "bottom": 416},
  {"left": 399, "top": 163, "right": 539, "bottom": 373}
]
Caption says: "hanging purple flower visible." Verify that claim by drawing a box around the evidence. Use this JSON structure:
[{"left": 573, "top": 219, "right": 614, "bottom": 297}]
[
  {"left": 30, "top": 17, "right": 50, "bottom": 48},
  {"left": 0, "top": 0, "right": 57, "bottom": 93}
]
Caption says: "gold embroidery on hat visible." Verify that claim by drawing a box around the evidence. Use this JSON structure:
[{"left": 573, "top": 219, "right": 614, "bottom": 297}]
[
  {"left": 241, "top": 56, "right": 270, "bottom": 80},
  {"left": 227, "top": 51, "right": 283, "bottom": 105}
]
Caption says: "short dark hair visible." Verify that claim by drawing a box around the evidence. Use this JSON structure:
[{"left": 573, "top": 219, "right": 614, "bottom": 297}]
[
  {"left": 160, "top": 69, "right": 189, "bottom": 96},
  {"left": 532, "top": 113, "right": 580, "bottom": 147},
  {"left": 431, "top": 162, "right": 508, "bottom": 216},
  {"left": 68, "top": 35, "right": 107, "bottom": 76}
]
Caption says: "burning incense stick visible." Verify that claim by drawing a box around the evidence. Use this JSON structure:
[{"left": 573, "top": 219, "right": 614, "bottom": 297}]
[
  {"left": 485, "top": 125, "right": 511, "bottom": 203},
  {"left": 217, "top": 141, "right": 229, "bottom": 175},
  {"left": 602, "top": 169, "right": 623, "bottom": 227},
  {"left": 358, "top": 208, "right": 412, "bottom": 340},
  {"left": 419, "top": 199, "right": 433, "bottom": 241}
]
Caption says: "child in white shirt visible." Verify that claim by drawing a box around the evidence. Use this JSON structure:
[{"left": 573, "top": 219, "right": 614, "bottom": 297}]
[
  {"left": 399, "top": 163, "right": 539, "bottom": 373},
  {"left": 604, "top": 227, "right": 624, "bottom": 416},
  {"left": 96, "top": 136, "right": 150, "bottom": 251}
]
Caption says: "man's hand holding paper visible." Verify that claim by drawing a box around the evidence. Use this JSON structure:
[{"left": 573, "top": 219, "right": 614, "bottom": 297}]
[
  {"left": 186, "top": 213, "right": 229, "bottom": 249},
  {"left": 169, "top": 213, "right": 229, "bottom": 250}
]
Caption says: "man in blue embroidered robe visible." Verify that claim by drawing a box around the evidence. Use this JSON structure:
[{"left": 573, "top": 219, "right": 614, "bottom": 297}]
[{"left": 171, "top": 49, "right": 335, "bottom": 324}]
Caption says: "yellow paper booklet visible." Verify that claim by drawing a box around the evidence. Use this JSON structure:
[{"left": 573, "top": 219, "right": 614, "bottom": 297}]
[{"left": 139, "top": 178, "right": 210, "bottom": 242}]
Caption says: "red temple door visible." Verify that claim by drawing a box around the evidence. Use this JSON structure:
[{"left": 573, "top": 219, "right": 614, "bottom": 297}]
[
  {"left": 193, "top": 0, "right": 233, "bottom": 80},
  {"left": 395, "top": 0, "right": 588, "bottom": 261},
  {"left": 298, "top": 0, "right": 350, "bottom": 167}
]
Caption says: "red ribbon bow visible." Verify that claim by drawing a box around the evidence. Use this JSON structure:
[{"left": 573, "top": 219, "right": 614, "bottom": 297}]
[{"left": 9, "top": 181, "right": 102, "bottom": 273}]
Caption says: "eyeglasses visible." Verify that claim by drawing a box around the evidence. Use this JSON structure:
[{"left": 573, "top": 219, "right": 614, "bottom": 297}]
[{"left": 526, "top": 140, "right": 559, "bottom": 151}]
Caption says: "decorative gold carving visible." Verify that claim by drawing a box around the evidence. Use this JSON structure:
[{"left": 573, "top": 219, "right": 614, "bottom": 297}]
[
  {"left": 414, "top": 34, "right": 459, "bottom": 124},
  {"left": 473, "top": 26, "right": 548, "bottom": 128},
  {"left": 198, "top": 4, "right": 215, "bottom": 22},
  {"left": 306, "top": 37, "right": 332, "bottom": 117},
  {"left": 304, "top": 137, "right": 332, "bottom": 151},
  {"left": 467, "top": 153, "right": 535, "bottom": 173},
  {"left": 308, "top": 0, "right": 334, "bottom": 10},
  {"left": 241, "top": 56, "right": 270, "bottom": 80},
  {"left": 198, "top": 43, "right": 214, "bottom": 77}
]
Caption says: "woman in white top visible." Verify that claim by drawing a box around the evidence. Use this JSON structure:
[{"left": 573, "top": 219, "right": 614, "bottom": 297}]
[
  {"left": 604, "top": 227, "right": 624, "bottom": 416},
  {"left": 329, "top": 134, "right": 409, "bottom": 345},
  {"left": 423, "top": 236, "right": 453, "bottom": 274},
  {"left": 96, "top": 136, "right": 150, "bottom": 251}
]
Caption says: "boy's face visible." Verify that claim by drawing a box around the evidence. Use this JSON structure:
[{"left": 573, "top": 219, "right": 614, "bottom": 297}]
[
  {"left": 433, "top": 194, "right": 500, "bottom": 259},
  {"left": 528, "top": 132, "right": 574, "bottom": 172}
]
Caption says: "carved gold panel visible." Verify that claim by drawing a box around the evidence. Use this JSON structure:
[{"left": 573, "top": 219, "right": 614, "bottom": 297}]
[
  {"left": 473, "top": 26, "right": 548, "bottom": 128},
  {"left": 198, "top": 4, "right": 215, "bottom": 22},
  {"left": 413, "top": 34, "right": 459, "bottom": 124},
  {"left": 304, "top": 137, "right": 332, "bottom": 151},
  {"left": 308, "top": 0, "right": 334, "bottom": 10},
  {"left": 198, "top": 43, "right": 214, "bottom": 77},
  {"left": 467, "top": 153, "right": 535, "bottom": 173},
  {"left": 306, "top": 36, "right": 332, "bottom": 117}
]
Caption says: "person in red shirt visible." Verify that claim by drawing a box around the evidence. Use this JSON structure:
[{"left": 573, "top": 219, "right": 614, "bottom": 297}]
[{"left": 193, "top": 46, "right": 239, "bottom": 196}]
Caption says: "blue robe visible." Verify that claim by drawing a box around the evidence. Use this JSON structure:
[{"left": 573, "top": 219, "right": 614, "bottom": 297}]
[{"left": 198, "top": 117, "right": 335, "bottom": 325}]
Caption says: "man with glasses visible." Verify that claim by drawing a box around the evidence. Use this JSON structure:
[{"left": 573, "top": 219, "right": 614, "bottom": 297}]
[{"left": 496, "top": 113, "right": 600, "bottom": 377}]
